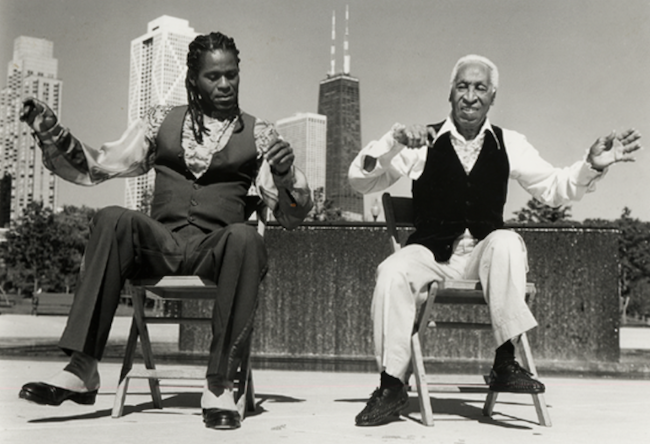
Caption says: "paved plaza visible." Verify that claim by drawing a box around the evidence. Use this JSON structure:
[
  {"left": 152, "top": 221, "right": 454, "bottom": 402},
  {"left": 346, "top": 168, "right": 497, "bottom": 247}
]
[{"left": 1, "top": 315, "right": 649, "bottom": 444}]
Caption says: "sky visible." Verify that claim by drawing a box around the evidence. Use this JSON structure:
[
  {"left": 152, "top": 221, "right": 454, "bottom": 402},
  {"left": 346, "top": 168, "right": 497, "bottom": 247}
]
[{"left": 1, "top": 0, "right": 649, "bottom": 222}]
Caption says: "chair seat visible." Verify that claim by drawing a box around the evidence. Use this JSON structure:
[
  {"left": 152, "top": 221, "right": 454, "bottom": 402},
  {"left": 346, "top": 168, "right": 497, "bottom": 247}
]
[{"left": 435, "top": 279, "right": 536, "bottom": 304}]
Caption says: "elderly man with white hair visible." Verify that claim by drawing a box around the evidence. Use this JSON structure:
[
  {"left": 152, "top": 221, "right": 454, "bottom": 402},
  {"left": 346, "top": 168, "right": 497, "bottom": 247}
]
[{"left": 348, "top": 54, "right": 642, "bottom": 427}]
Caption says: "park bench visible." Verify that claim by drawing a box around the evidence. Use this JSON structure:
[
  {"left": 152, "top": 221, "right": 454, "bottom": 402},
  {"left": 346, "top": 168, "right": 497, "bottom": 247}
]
[{"left": 33, "top": 293, "right": 75, "bottom": 316}]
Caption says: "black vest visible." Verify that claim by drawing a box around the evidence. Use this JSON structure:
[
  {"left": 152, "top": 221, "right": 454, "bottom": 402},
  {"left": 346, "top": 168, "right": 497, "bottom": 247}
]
[
  {"left": 407, "top": 122, "right": 509, "bottom": 262},
  {"left": 150, "top": 106, "right": 258, "bottom": 231}
]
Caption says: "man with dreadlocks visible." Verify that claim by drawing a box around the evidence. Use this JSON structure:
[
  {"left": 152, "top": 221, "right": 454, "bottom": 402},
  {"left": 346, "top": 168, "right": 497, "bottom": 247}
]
[{"left": 17, "top": 31, "right": 313, "bottom": 430}]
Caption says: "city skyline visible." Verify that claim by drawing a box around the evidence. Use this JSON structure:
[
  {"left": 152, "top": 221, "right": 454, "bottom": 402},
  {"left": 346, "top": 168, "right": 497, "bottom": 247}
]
[
  {"left": 0, "top": 35, "right": 60, "bottom": 223},
  {"left": 1, "top": 0, "right": 648, "bottom": 222}
]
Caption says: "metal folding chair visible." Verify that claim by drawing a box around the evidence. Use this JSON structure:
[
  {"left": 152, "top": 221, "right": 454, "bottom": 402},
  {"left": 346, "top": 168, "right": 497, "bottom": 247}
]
[{"left": 382, "top": 192, "right": 551, "bottom": 427}]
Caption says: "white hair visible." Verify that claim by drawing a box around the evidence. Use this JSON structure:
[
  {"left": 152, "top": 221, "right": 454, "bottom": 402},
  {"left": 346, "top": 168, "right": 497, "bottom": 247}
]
[{"left": 450, "top": 54, "right": 499, "bottom": 92}]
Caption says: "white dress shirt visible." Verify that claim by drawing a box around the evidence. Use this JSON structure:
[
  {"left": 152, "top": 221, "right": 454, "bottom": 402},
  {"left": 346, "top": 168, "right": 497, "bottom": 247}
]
[{"left": 348, "top": 116, "right": 605, "bottom": 208}]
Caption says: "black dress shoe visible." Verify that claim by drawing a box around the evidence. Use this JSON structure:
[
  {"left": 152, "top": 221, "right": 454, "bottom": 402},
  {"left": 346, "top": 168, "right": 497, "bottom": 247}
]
[
  {"left": 19, "top": 382, "right": 98, "bottom": 406},
  {"left": 202, "top": 408, "right": 241, "bottom": 430},
  {"left": 489, "top": 360, "right": 546, "bottom": 394},
  {"left": 355, "top": 385, "right": 409, "bottom": 426}
]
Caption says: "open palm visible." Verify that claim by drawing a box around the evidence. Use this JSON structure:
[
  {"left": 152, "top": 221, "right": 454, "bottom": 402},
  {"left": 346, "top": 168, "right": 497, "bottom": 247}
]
[{"left": 588, "top": 129, "right": 642, "bottom": 171}]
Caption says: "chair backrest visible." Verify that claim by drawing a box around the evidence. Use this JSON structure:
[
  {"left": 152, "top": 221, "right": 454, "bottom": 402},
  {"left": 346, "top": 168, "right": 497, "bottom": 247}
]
[{"left": 381, "top": 192, "right": 414, "bottom": 252}]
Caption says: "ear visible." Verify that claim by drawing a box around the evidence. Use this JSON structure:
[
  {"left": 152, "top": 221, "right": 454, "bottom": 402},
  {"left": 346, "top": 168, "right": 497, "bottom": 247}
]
[{"left": 490, "top": 89, "right": 497, "bottom": 105}]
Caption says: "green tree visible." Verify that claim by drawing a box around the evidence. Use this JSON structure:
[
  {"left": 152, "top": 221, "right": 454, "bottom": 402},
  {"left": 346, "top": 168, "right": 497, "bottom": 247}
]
[
  {"left": 0, "top": 202, "right": 96, "bottom": 295},
  {"left": 52, "top": 205, "right": 96, "bottom": 293},
  {"left": 0, "top": 202, "right": 57, "bottom": 295},
  {"left": 585, "top": 207, "right": 650, "bottom": 320},
  {"left": 511, "top": 198, "right": 573, "bottom": 224}
]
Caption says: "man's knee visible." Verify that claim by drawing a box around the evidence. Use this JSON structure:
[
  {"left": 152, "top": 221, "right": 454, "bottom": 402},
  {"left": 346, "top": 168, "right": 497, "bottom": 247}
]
[
  {"left": 487, "top": 230, "right": 525, "bottom": 250},
  {"left": 91, "top": 206, "right": 129, "bottom": 229},
  {"left": 223, "top": 223, "right": 264, "bottom": 250},
  {"left": 376, "top": 253, "right": 410, "bottom": 281},
  {"left": 484, "top": 230, "right": 527, "bottom": 262}
]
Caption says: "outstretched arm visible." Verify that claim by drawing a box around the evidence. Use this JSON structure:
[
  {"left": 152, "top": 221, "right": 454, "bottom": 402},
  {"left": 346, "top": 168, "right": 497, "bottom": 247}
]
[
  {"left": 587, "top": 129, "right": 643, "bottom": 171},
  {"left": 508, "top": 127, "right": 643, "bottom": 208},
  {"left": 20, "top": 97, "right": 156, "bottom": 185}
]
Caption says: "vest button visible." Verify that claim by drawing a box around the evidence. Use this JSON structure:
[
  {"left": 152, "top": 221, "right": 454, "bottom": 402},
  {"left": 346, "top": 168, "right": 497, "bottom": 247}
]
[
  {"left": 191, "top": 199, "right": 198, "bottom": 206},
  {"left": 188, "top": 216, "right": 195, "bottom": 222},
  {"left": 193, "top": 183, "right": 200, "bottom": 190}
]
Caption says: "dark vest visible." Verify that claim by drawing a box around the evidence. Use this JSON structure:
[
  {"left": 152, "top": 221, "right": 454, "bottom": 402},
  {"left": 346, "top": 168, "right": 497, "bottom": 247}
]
[
  {"left": 150, "top": 106, "right": 258, "bottom": 231},
  {"left": 407, "top": 122, "right": 509, "bottom": 262}
]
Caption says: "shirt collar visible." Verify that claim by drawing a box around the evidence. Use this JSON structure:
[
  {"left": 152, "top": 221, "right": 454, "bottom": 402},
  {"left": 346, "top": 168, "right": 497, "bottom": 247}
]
[{"left": 437, "top": 116, "right": 500, "bottom": 149}]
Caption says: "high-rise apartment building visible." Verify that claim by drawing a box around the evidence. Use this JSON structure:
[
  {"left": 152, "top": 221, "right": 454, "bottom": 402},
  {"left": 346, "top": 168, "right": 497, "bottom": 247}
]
[
  {"left": 317, "top": 7, "right": 363, "bottom": 220},
  {"left": 276, "top": 113, "right": 327, "bottom": 196},
  {"left": 0, "top": 36, "right": 61, "bottom": 224},
  {"left": 124, "top": 16, "right": 197, "bottom": 211}
]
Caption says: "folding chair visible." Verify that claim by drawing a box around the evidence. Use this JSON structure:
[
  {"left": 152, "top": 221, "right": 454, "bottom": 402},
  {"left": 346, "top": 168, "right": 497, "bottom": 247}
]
[
  {"left": 112, "top": 195, "right": 267, "bottom": 419},
  {"left": 381, "top": 192, "right": 551, "bottom": 427}
]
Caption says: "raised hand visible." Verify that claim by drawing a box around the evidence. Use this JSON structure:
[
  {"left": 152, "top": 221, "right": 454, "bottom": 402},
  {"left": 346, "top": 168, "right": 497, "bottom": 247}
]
[
  {"left": 587, "top": 129, "right": 643, "bottom": 171},
  {"left": 266, "top": 138, "right": 295, "bottom": 176},
  {"left": 392, "top": 124, "right": 435, "bottom": 148}
]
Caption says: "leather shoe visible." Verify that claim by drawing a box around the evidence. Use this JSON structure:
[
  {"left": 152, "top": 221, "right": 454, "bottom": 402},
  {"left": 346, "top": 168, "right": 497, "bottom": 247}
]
[
  {"left": 19, "top": 382, "right": 97, "bottom": 406},
  {"left": 355, "top": 385, "right": 409, "bottom": 426},
  {"left": 488, "top": 360, "right": 545, "bottom": 394},
  {"left": 202, "top": 408, "right": 241, "bottom": 430}
]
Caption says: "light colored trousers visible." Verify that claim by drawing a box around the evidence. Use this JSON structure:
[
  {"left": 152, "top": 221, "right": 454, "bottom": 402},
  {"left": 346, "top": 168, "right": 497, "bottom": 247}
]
[{"left": 372, "top": 229, "right": 538, "bottom": 381}]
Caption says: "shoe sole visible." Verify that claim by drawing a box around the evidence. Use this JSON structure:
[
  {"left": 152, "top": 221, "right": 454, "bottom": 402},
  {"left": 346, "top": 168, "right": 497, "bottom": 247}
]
[
  {"left": 204, "top": 422, "right": 241, "bottom": 430},
  {"left": 19, "top": 389, "right": 97, "bottom": 406}
]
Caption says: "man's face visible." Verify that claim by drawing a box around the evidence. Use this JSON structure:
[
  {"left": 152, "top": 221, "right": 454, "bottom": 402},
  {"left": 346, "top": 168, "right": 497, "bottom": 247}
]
[
  {"left": 449, "top": 62, "right": 495, "bottom": 135},
  {"left": 194, "top": 49, "right": 240, "bottom": 118}
]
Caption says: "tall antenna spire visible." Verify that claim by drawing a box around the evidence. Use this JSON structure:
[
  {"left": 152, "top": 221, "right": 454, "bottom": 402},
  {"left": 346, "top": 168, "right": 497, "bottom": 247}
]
[
  {"left": 330, "top": 10, "right": 336, "bottom": 76},
  {"left": 343, "top": 5, "right": 350, "bottom": 74}
]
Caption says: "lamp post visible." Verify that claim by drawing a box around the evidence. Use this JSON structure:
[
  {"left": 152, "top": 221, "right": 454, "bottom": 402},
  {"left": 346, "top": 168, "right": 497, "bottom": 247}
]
[{"left": 370, "top": 199, "right": 380, "bottom": 222}]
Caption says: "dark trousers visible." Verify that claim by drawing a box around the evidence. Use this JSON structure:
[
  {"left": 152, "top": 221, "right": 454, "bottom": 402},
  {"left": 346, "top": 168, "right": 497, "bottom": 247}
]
[{"left": 59, "top": 206, "right": 267, "bottom": 380}]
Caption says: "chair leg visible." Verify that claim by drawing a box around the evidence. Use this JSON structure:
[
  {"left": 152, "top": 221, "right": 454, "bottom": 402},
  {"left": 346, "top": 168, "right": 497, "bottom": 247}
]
[
  {"left": 517, "top": 333, "right": 552, "bottom": 427},
  {"left": 245, "top": 370, "right": 256, "bottom": 413},
  {"left": 411, "top": 333, "right": 434, "bottom": 426},
  {"left": 482, "top": 391, "right": 499, "bottom": 417},
  {"left": 132, "top": 290, "right": 163, "bottom": 409},
  {"left": 409, "top": 283, "right": 438, "bottom": 427},
  {"left": 111, "top": 376, "right": 131, "bottom": 418},
  {"left": 112, "top": 319, "right": 139, "bottom": 418}
]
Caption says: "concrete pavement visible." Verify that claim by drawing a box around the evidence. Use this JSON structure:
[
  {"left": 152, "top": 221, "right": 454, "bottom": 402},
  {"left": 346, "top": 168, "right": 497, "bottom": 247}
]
[{"left": 1, "top": 315, "right": 649, "bottom": 443}]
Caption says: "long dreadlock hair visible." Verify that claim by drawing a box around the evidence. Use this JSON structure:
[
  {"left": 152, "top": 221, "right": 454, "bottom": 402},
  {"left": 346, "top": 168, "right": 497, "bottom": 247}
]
[{"left": 185, "top": 32, "right": 241, "bottom": 144}]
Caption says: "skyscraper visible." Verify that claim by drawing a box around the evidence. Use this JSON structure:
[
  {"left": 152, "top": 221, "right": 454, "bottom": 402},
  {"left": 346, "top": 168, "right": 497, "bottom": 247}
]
[
  {"left": 124, "top": 16, "right": 197, "bottom": 211},
  {"left": 317, "top": 6, "right": 363, "bottom": 220},
  {"left": 0, "top": 36, "right": 61, "bottom": 224},
  {"left": 276, "top": 113, "right": 327, "bottom": 196}
]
